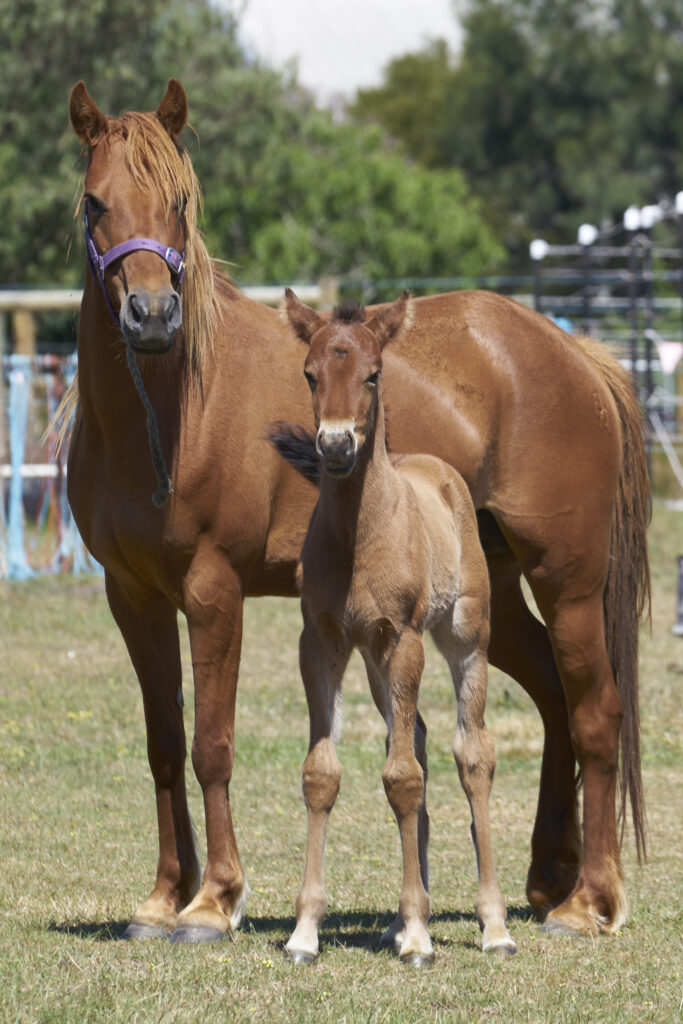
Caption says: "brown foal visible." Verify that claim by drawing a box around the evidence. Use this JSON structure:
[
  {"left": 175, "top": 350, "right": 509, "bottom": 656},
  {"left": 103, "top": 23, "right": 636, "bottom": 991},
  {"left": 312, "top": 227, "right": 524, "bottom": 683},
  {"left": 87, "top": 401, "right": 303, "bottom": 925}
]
[{"left": 273, "top": 290, "right": 516, "bottom": 965}]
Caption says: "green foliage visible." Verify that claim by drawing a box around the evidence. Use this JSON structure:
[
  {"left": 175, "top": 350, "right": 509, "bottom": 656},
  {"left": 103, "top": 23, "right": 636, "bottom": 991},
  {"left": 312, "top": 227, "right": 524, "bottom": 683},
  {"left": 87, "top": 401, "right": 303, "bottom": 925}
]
[
  {"left": 0, "top": 0, "right": 503, "bottom": 287},
  {"left": 351, "top": 0, "right": 683, "bottom": 263}
]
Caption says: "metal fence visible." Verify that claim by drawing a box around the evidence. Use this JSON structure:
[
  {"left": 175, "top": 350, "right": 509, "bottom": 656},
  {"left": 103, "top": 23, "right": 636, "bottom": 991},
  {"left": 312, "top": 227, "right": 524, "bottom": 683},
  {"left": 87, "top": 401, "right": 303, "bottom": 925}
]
[{"left": 1, "top": 273, "right": 682, "bottom": 578}]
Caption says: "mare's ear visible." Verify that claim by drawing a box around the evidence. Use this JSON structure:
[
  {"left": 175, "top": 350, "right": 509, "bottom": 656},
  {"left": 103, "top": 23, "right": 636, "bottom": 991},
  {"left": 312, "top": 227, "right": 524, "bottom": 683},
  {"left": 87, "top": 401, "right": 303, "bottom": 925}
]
[
  {"left": 366, "top": 290, "right": 413, "bottom": 350},
  {"left": 283, "top": 288, "right": 323, "bottom": 346},
  {"left": 69, "top": 82, "right": 108, "bottom": 146},
  {"left": 156, "top": 79, "right": 188, "bottom": 138}
]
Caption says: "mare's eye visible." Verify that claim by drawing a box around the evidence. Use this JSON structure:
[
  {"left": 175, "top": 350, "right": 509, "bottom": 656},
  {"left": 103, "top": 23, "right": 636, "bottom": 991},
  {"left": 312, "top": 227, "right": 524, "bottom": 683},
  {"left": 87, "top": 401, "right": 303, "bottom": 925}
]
[
  {"left": 366, "top": 371, "right": 380, "bottom": 387},
  {"left": 176, "top": 195, "right": 188, "bottom": 217},
  {"left": 84, "top": 194, "right": 105, "bottom": 215},
  {"left": 304, "top": 371, "right": 317, "bottom": 392}
]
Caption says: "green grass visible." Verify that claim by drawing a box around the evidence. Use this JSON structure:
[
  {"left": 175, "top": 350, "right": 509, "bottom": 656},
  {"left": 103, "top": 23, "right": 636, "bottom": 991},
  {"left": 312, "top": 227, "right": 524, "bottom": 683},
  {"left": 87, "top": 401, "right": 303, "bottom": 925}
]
[{"left": 0, "top": 505, "right": 681, "bottom": 1023}]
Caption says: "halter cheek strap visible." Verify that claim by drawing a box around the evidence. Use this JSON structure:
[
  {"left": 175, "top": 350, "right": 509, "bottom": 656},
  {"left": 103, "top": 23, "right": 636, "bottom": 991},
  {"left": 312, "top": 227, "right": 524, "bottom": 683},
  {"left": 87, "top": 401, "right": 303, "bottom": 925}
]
[
  {"left": 84, "top": 208, "right": 186, "bottom": 326},
  {"left": 83, "top": 207, "right": 183, "bottom": 507}
]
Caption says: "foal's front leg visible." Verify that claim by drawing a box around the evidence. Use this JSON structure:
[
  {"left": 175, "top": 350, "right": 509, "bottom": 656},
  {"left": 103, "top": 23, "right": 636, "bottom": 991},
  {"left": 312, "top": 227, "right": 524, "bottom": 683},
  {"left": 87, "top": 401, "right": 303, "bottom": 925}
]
[
  {"left": 382, "top": 629, "right": 433, "bottom": 966},
  {"left": 286, "top": 619, "right": 348, "bottom": 964},
  {"left": 363, "top": 651, "right": 430, "bottom": 953}
]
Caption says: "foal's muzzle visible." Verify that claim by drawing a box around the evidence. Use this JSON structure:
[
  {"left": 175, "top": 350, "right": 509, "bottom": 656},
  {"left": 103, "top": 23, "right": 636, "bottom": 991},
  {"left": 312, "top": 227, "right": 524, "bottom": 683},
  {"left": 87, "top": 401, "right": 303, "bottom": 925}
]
[
  {"left": 121, "top": 287, "right": 182, "bottom": 354},
  {"left": 316, "top": 423, "right": 357, "bottom": 477}
]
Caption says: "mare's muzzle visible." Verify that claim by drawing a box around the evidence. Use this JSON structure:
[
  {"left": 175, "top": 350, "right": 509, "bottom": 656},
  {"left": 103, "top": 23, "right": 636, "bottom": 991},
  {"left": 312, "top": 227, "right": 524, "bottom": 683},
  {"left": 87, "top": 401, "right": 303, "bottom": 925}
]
[
  {"left": 121, "top": 287, "right": 182, "bottom": 354},
  {"left": 316, "top": 423, "right": 357, "bottom": 477}
]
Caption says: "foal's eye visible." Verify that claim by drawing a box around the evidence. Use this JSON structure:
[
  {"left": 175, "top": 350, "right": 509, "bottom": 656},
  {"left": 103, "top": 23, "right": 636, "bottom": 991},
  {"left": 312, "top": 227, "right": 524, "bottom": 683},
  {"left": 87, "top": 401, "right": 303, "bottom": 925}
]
[
  {"left": 303, "top": 371, "right": 317, "bottom": 392},
  {"left": 366, "top": 371, "right": 380, "bottom": 387}
]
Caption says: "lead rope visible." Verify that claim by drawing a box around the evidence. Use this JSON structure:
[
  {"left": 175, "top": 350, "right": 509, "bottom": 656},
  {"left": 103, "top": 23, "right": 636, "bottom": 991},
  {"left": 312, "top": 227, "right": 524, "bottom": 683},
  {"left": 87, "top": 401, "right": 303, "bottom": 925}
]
[{"left": 125, "top": 345, "right": 174, "bottom": 508}]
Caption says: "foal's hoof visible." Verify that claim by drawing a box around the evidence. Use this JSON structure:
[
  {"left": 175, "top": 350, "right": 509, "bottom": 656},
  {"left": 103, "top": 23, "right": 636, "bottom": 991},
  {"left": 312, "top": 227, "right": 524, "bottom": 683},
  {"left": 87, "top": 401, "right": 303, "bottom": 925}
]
[
  {"left": 400, "top": 951, "right": 434, "bottom": 969},
  {"left": 169, "top": 924, "right": 227, "bottom": 944},
  {"left": 121, "top": 922, "right": 172, "bottom": 941},
  {"left": 486, "top": 941, "right": 517, "bottom": 958},
  {"left": 285, "top": 947, "right": 317, "bottom": 965}
]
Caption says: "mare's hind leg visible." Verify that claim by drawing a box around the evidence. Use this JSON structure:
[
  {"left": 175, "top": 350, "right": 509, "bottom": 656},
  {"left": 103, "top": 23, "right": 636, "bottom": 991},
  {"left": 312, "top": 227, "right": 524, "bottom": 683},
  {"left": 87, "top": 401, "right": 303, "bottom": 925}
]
[
  {"left": 105, "top": 573, "right": 200, "bottom": 939},
  {"left": 286, "top": 617, "right": 349, "bottom": 963},
  {"left": 487, "top": 551, "right": 581, "bottom": 915},
  {"left": 530, "top": 581, "right": 628, "bottom": 936},
  {"left": 431, "top": 613, "right": 516, "bottom": 956},
  {"left": 382, "top": 629, "right": 433, "bottom": 966},
  {"left": 362, "top": 651, "right": 430, "bottom": 953}
]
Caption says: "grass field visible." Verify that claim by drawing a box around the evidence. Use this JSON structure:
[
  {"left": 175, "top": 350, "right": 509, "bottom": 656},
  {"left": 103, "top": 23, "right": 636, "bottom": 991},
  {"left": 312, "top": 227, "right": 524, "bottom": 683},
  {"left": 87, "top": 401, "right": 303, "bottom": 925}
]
[{"left": 1, "top": 504, "right": 681, "bottom": 1023}]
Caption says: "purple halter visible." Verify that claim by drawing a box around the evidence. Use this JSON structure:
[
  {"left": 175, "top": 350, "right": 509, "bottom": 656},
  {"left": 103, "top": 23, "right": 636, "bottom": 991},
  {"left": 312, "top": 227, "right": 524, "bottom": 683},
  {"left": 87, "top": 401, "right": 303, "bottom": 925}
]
[{"left": 84, "top": 207, "right": 186, "bottom": 326}]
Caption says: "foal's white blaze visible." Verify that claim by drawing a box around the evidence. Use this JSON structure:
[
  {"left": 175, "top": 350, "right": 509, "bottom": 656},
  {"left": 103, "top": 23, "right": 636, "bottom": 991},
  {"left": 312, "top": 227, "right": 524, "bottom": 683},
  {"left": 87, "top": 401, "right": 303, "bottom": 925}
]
[{"left": 316, "top": 419, "right": 357, "bottom": 456}]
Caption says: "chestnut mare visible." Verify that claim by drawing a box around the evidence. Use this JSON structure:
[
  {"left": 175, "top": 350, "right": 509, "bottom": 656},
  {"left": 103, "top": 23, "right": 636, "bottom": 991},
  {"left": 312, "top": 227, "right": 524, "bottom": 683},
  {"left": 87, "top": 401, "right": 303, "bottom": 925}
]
[
  {"left": 273, "top": 291, "right": 516, "bottom": 965},
  {"left": 64, "top": 79, "right": 649, "bottom": 944}
]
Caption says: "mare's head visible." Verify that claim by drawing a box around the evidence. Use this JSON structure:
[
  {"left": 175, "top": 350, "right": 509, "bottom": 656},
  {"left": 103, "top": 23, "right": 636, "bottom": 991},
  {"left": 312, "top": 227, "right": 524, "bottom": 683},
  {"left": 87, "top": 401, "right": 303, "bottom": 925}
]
[
  {"left": 284, "top": 290, "right": 412, "bottom": 478},
  {"left": 70, "top": 80, "right": 214, "bottom": 372}
]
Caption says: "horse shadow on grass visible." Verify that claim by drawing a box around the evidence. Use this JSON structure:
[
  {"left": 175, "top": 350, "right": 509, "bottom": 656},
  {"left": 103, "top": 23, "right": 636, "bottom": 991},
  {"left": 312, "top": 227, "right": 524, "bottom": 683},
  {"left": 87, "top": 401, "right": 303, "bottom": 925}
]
[
  {"left": 243, "top": 902, "right": 534, "bottom": 955},
  {"left": 49, "top": 920, "right": 135, "bottom": 942},
  {"left": 47, "top": 904, "right": 534, "bottom": 951}
]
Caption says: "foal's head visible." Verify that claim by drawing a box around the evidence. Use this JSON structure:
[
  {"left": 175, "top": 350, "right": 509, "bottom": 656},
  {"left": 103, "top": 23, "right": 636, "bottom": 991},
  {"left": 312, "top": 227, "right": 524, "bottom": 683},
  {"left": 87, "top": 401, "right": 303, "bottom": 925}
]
[{"left": 284, "top": 290, "right": 412, "bottom": 478}]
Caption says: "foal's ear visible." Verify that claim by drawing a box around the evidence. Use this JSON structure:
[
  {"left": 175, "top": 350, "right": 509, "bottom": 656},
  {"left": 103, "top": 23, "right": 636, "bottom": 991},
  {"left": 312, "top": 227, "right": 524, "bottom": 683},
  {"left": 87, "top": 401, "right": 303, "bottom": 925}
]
[
  {"left": 283, "top": 288, "right": 324, "bottom": 346},
  {"left": 69, "top": 82, "right": 108, "bottom": 146},
  {"left": 156, "top": 79, "right": 188, "bottom": 138},
  {"left": 366, "top": 290, "right": 413, "bottom": 350}
]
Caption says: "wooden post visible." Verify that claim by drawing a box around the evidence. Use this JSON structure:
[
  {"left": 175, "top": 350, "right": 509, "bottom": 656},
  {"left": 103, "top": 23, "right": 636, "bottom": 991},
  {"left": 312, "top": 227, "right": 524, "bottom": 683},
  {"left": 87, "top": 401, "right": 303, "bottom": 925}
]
[
  {"left": 318, "top": 276, "right": 339, "bottom": 311},
  {"left": 12, "top": 310, "right": 37, "bottom": 356}
]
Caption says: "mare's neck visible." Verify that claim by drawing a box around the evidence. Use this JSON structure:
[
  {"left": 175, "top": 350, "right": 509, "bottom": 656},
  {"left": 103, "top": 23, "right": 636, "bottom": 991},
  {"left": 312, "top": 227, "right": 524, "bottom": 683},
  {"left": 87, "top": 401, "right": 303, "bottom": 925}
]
[
  {"left": 317, "top": 389, "right": 398, "bottom": 549},
  {"left": 77, "top": 271, "right": 186, "bottom": 428}
]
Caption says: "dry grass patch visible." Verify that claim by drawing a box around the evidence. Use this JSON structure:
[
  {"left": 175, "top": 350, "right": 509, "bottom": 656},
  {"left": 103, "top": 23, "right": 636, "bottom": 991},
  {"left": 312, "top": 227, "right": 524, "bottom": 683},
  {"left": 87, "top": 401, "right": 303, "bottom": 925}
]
[{"left": 0, "top": 504, "right": 680, "bottom": 1022}]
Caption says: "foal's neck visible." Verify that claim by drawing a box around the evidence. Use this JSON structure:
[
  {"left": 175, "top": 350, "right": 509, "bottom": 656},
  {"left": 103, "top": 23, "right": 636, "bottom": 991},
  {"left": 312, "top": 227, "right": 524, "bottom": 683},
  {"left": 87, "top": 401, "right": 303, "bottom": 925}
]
[{"left": 318, "top": 389, "right": 397, "bottom": 548}]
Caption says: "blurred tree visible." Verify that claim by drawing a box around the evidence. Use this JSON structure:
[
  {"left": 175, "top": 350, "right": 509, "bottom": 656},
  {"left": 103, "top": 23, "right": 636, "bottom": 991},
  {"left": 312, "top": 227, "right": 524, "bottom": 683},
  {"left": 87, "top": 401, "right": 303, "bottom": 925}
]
[
  {"left": 0, "top": 0, "right": 502, "bottom": 286},
  {"left": 351, "top": 0, "right": 683, "bottom": 263}
]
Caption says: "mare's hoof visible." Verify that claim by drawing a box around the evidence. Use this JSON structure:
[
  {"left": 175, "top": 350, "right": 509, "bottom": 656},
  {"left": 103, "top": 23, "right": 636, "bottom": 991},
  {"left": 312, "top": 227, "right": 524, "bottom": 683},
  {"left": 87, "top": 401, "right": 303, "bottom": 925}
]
[
  {"left": 285, "top": 948, "right": 317, "bottom": 965},
  {"left": 400, "top": 952, "right": 434, "bottom": 969},
  {"left": 540, "top": 917, "right": 586, "bottom": 938},
  {"left": 169, "top": 924, "right": 227, "bottom": 944},
  {"left": 121, "top": 922, "right": 171, "bottom": 941}
]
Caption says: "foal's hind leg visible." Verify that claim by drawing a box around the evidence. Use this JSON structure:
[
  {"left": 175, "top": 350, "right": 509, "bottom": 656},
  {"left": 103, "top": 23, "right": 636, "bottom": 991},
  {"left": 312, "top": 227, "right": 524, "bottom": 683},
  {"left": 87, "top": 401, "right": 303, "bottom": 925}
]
[
  {"left": 487, "top": 552, "right": 581, "bottom": 915},
  {"left": 105, "top": 574, "right": 200, "bottom": 940},
  {"left": 286, "top": 618, "right": 348, "bottom": 964},
  {"left": 362, "top": 651, "right": 430, "bottom": 953},
  {"left": 431, "top": 613, "right": 516, "bottom": 955}
]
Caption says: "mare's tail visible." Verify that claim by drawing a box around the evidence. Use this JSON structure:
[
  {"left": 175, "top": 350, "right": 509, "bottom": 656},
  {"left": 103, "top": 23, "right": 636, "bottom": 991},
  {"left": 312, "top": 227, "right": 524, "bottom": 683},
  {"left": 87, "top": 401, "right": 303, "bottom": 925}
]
[
  {"left": 266, "top": 422, "right": 320, "bottom": 485},
  {"left": 576, "top": 335, "right": 651, "bottom": 862}
]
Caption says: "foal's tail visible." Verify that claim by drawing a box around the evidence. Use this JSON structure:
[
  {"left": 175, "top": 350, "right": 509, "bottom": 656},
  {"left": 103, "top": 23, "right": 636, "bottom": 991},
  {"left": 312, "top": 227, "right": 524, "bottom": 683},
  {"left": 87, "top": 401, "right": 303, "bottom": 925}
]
[
  {"left": 266, "top": 421, "right": 320, "bottom": 484},
  {"left": 577, "top": 335, "right": 651, "bottom": 863}
]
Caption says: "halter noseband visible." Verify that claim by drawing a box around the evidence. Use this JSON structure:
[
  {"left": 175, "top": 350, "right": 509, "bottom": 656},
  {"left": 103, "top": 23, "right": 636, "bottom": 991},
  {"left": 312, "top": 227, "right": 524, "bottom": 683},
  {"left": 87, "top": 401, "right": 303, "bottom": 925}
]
[{"left": 84, "top": 207, "right": 186, "bottom": 326}]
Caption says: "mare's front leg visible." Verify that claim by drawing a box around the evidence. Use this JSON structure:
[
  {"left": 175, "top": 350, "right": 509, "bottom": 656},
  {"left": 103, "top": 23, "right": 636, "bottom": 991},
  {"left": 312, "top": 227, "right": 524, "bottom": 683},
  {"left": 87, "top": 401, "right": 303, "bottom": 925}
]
[
  {"left": 362, "top": 652, "right": 430, "bottom": 953},
  {"left": 286, "top": 616, "right": 348, "bottom": 964},
  {"left": 171, "top": 558, "right": 247, "bottom": 943},
  {"left": 382, "top": 629, "right": 433, "bottom": 967},
  {"left": 105, "top": 573, "right": 200, "bottom": 939}
]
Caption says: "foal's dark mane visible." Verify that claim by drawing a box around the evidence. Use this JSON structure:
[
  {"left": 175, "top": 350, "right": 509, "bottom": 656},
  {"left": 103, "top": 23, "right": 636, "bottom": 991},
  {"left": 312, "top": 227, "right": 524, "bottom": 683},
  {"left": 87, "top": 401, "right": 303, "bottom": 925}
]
[{"left": 331, "top": 300, "right": 366, "bottom": 324}]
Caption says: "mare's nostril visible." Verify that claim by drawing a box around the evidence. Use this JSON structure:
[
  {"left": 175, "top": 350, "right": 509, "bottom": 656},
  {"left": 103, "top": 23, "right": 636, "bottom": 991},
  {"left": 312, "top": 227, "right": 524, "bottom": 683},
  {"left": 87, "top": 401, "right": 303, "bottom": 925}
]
[{"left": 128, "top": 292, "right": 150, "bottom": 327}]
